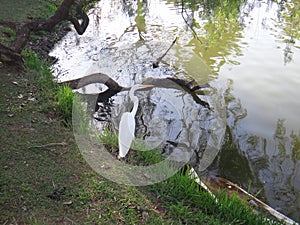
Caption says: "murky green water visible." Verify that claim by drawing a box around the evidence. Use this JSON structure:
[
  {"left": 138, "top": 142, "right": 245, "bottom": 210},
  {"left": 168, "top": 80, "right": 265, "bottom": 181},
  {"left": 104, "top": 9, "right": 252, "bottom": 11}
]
[{"left": 50, "top": 0, "right": 300, "bottom": 221}]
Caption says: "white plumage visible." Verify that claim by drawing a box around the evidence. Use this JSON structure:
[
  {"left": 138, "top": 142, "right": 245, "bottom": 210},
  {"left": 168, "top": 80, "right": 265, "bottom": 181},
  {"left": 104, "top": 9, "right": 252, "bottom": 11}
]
[{"left": 118, "top": 84, "right": 153, "bottom": 159}]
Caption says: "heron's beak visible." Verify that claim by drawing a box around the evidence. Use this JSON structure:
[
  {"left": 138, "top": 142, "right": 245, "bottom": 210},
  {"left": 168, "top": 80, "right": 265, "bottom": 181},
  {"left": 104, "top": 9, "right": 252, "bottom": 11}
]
[{"left": 140, "top": 84, "right": 154, "bottom": 89}]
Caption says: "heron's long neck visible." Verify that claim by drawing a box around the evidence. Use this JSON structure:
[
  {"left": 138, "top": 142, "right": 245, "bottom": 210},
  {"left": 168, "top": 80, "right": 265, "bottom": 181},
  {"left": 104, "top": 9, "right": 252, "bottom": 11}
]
[
  {"left": 131, "top": 96, "right": 139, "bottom": 115},
  {"left": 129, "top": 85, "right": 141, "bottom": 115}
]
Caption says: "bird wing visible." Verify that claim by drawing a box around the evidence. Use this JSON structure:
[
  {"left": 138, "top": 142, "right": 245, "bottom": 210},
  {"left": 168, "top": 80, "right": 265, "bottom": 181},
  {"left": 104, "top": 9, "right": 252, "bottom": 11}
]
[{"left": 118, "top": 112, "right": 135, "bottom": 158}]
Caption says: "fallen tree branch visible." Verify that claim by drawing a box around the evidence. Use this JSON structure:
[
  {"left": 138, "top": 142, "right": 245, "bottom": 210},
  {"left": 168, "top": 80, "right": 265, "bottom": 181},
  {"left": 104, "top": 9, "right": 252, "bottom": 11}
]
[
  {"left": 61, "top": 73, "right": 210, "bottom": 109},
  {"left": 61, "top": 73, "right": 124, "bottom": 91},
  {"left": 62, "top": 73, "right": 208, "bottom": 93},
  {"left": 143, "top": 77, "right": 210, "bottom": 108},
  {"left": 143, "top": 77, "right": 209, "bottom": 92}
]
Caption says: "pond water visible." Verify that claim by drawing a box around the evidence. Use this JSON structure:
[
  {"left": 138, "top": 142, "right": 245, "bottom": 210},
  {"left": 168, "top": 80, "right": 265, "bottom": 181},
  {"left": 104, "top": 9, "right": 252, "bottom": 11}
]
[{"left": 50, "top": 0, "right": 300, "bottom": 221}]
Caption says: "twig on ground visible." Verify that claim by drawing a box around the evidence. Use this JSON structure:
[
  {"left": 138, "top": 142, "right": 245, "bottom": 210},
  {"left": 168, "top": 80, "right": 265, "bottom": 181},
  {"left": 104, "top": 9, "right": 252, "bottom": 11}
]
[{"left": 28, "top": 142, "right": 68, "bottom": 149}]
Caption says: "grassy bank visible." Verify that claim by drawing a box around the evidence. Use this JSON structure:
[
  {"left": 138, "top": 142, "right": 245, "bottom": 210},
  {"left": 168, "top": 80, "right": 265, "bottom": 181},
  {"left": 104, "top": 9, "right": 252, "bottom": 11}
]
[
  {"left": 0, "top": 1, "right": 285, "bottom": 224},
  {"left": 0, "top": 33, "right": 170, "bottom": 225}
]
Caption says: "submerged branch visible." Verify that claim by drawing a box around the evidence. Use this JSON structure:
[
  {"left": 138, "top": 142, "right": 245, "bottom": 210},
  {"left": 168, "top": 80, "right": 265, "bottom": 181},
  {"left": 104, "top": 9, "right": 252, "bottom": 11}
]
[
  {"left": 153, "top": 37, "right": 177, "bottom": 68},
  {"left": 201, "top": 175, "right": 299, "bottom": 225},
  {"left": 143, "top": 77, "right": 210, "bottom": 108}
]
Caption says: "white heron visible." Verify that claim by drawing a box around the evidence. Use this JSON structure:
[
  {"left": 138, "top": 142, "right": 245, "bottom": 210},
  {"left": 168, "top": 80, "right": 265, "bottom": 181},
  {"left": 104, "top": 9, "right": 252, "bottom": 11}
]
[{"left": 118, "top": 84, "right": 154, "bottom": 159}]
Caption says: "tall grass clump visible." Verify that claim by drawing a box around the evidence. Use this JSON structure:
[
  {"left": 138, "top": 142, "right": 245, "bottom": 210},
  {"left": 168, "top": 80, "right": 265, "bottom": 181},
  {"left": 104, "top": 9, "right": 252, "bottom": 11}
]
[
  {"left": 98, "top": 126, "right": 164, "bottom": 165},
  {"left": 56, "top": 85, "right": 74, "bottom": 126},
  {"left": 23, "top": 49, "right": 57, "bottom": 97},
  {"left": 23, "top": 49, "right": 75, "bottom": 126},
  {"left": 99, "top": 126, "right": 119, "bottom": 150},
  {"left": 23, "top": 49, "right": 50, "bottom": 72},
  {"left": 45, "top": 2, "right": 57, "bottom": 17}
]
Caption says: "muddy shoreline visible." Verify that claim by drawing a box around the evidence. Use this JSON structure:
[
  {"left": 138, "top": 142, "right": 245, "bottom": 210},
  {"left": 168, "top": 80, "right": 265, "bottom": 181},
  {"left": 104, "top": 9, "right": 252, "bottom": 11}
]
[{"left": 27, "top": 24, "right": 72, "bottom": 62}]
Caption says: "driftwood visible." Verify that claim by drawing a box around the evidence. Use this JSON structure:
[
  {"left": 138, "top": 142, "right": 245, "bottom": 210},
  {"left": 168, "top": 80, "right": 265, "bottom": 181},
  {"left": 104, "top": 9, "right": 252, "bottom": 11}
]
[{"left": 0, "top": 0, "right": 90, "bottom": 64}]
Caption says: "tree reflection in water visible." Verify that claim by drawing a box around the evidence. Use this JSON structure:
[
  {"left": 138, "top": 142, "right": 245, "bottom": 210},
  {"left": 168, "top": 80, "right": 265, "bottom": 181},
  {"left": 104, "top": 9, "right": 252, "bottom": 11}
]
[
  {"left": 172, "top": 0, "right": 300, "bottom": 220},
  {"left": 209, "top": 80, "right": 300, "bottom": 220}
]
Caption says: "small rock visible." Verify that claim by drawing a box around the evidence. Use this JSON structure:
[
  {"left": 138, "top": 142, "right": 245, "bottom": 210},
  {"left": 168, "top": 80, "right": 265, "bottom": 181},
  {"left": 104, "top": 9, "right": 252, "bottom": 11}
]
[
  {"left": 142, "top": 211, "right": 149, "bottom": 220},
  {"left": 28, "top": 97, "right": 35, "bottom": 101}
]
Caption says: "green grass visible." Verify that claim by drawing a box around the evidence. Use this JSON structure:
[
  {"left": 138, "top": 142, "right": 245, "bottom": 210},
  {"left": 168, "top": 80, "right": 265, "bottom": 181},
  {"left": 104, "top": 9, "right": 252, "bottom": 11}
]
[
  {"left": 0, "top": 0, "right": 51, "bottom": 22},
  {"left": 22, "top": 48, "right": 75, "bottom": 125},
  {"left": 98, "top": 126, "right": 163, "bottom": 163},
  {"left": 144, "top": 172, "right": 274, "bottom": 224},
  {"left": 0, "top": 60, "right": 171, "bottom": 224},
  {"left": 56, "top": 85, "right": 74, "bottom": 127},
  {"left": 0, "top": 26, "right": 16, "bottom": 45},
  {"left": 99, "top": 125, "right": 119, "bottom": 150}
]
